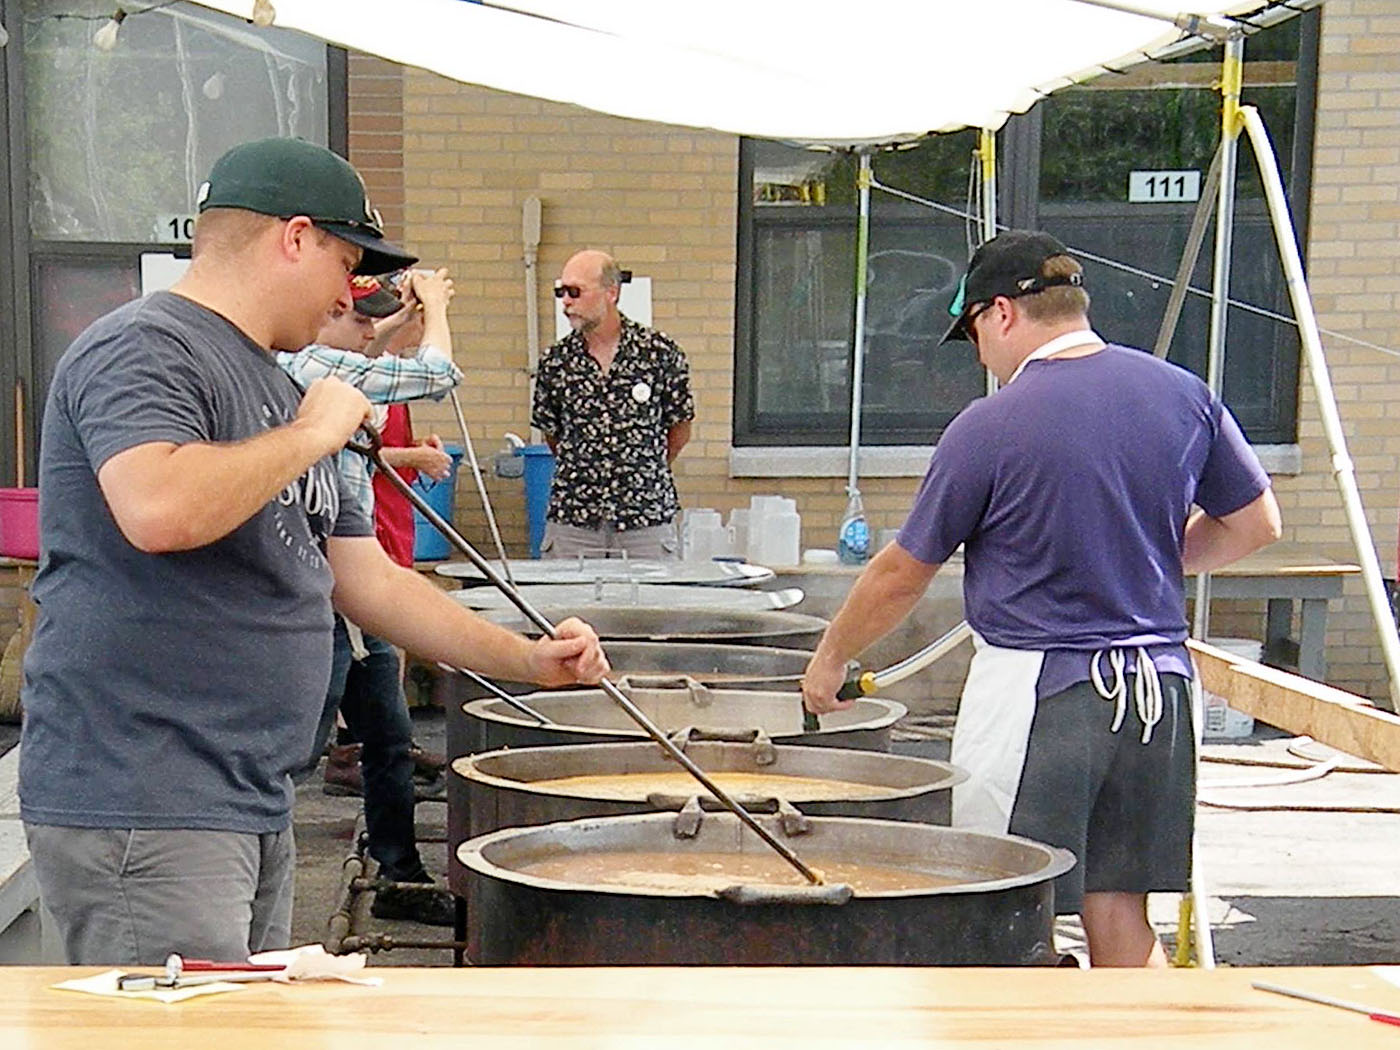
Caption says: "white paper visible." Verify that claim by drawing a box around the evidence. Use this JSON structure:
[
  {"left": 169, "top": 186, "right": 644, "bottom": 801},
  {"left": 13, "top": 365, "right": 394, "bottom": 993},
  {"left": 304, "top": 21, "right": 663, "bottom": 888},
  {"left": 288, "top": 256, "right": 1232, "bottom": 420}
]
[
  {"left": 140, "top": 253, "right": 191, "bottom": 295},
  {"left": 52, "top": 969, "right": 246, "bottom": 1004}
]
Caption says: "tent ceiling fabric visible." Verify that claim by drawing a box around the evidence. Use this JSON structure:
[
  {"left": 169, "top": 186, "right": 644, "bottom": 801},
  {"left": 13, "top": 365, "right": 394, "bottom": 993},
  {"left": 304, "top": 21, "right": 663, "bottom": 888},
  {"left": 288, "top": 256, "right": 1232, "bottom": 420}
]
[{"left": 190, "top": 0, "right": 1319, "bottom": 144}]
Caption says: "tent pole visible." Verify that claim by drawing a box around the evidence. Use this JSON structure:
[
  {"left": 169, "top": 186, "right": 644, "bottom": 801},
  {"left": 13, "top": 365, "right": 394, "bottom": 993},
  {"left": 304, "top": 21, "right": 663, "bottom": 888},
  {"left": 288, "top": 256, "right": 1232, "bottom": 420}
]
[
  {"left": 1152, "top": 145, "right": 1223, "bottom": 359},
  {"left": 1191, "top": 30, "right": 1244, "bottom": 647},
  {"left": 979, "top": 128, "right": 999, "bottom": 397},
  {"left": 1065, "top": 0, "right": 1232, "bottom": 39},
  {"left": 846, "top": 150, "right": 873, "bottom": 499},
  {"left": 1240, "top": 106, "right": 1400, "bottom": 710}
]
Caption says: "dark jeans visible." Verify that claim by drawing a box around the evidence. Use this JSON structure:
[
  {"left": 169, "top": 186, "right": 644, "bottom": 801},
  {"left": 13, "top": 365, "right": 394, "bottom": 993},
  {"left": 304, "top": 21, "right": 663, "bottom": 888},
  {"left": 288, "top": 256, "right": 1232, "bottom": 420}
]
[{"left": 306, "top": 619, "right": 424, "bottom": 882}]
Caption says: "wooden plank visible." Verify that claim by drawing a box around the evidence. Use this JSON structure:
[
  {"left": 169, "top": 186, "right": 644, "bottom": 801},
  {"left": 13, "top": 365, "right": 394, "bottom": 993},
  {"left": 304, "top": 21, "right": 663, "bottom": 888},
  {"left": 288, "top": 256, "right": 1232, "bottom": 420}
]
[{"left": 1190, "top": 639, "right": 1400, "bottom": 772}]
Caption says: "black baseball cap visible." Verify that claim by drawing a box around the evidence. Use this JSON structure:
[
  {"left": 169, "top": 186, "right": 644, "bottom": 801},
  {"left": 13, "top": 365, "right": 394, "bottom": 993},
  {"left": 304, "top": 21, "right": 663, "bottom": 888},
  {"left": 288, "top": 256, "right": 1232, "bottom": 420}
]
[
  {"left": 940, "top": 230, "right": 1083, "bottom": 343},
  {"left": 195, "top": 137, "right": 418, "bottom": 276}
]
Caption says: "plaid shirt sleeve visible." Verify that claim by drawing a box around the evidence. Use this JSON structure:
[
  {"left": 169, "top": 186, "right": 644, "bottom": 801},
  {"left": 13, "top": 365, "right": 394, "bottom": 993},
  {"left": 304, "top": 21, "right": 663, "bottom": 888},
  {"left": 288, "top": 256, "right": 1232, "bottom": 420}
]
[{"left": 277, "top": 344, "right": 462, "bottom": 405}]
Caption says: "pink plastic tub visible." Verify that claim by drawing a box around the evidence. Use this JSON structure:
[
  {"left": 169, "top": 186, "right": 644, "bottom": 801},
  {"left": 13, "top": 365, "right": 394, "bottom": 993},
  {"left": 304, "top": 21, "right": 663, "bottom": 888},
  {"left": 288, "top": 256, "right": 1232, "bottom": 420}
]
[{"left": 0, "top": 488, "right": 39, "bottom": 560}]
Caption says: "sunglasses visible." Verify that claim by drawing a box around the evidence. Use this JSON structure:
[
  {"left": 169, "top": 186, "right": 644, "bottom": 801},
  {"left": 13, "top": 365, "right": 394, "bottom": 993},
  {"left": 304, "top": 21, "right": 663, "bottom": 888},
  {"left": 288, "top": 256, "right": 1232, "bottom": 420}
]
[
  {"left": 961, "top": 300, "right": 995, "bottom": 341},
  {"left": 553, "top": 283, "right": 584, "bottom": 299}
]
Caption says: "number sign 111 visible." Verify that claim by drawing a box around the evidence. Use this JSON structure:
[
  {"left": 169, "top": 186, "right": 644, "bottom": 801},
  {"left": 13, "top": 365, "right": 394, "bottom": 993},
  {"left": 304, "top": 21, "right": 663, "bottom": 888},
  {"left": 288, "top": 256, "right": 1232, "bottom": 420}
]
[{"left": 1127, "top": 170, "right": 1201, "bottom": 204}]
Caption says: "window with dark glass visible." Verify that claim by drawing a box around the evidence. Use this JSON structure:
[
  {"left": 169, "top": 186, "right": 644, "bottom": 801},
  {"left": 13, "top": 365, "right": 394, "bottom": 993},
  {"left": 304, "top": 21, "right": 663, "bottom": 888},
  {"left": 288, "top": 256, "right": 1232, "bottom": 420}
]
[{"left": 734, "top": 13, "right": 1317, "bottom": 449}]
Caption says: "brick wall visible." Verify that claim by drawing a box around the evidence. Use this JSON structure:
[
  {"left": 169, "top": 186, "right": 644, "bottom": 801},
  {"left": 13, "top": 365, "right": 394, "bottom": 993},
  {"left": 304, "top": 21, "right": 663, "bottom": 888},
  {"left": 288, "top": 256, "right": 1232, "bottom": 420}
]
[
  {"left": 346, "top": 4, "right": 1400, "bottom": 702},
  {"left": 347, "top": 68, "right": 928, "bottom": 565}
]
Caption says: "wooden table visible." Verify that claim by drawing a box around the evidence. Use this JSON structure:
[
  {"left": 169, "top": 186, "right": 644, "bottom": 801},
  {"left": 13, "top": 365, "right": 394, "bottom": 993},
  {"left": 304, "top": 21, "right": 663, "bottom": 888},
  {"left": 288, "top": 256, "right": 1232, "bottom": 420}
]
[
  {"left": 1198, "top": 542, "right": 1361, "bottom": 681},
  {"left": 3, "top": 966, "right": 1400, "bottom": 1048}
]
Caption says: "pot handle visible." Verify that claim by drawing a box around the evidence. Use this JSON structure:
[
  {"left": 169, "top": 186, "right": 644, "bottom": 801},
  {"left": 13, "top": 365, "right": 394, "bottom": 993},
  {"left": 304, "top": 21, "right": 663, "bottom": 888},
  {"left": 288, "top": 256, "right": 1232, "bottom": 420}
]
[
  {"left": 667, "top": 725, "right": 776, "bottom": 765},
  {"left": 656, "top": 794, "right": 808, "bottom": 838},
  {"left": 717, "top": 883, "right": 853, "bottom": 907},
  {"left": 617, "top": 674, "right": 711, "bottom": 701}
]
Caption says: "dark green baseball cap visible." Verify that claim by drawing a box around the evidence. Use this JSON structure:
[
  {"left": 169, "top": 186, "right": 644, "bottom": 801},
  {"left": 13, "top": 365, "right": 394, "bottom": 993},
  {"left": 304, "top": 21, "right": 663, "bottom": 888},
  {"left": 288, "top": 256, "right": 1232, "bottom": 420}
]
[{"left": 195, "top": 137, "right": 417, "bottom": 276}]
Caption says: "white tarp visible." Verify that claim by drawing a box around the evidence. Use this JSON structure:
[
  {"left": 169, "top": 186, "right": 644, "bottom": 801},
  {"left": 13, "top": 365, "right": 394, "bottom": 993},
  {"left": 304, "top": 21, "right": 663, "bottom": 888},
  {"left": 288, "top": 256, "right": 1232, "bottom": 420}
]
[{"left": 189, "top": 0, "right": 1320, "bottom": 144}]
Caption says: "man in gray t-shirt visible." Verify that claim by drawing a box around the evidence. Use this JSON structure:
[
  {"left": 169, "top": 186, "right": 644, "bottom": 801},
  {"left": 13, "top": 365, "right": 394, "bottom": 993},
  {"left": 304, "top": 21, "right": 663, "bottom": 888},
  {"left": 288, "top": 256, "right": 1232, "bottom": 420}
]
[{"left": 19, "top": 138, "right": 609, "bottom": 966}]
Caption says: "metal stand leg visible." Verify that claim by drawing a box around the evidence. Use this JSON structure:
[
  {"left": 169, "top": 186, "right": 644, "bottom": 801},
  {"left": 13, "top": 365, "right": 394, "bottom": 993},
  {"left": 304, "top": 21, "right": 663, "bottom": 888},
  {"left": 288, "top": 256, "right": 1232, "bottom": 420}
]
[
  {"left": 1264, "top": 598, "right": 1293, "bottom": 667},
  {"left": 453, "top": 896, "right": 467, "bottom": 967},
  {"left": 1298, "top": 598, "right": 1328, "bottom": 681}
]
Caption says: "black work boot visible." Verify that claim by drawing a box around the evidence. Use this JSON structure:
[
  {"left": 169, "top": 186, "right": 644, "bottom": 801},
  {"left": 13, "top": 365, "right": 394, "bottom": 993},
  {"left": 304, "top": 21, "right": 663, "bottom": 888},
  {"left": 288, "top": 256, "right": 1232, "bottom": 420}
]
[{"left": 371, "top": 869, "right": 456, "bottom": 927}]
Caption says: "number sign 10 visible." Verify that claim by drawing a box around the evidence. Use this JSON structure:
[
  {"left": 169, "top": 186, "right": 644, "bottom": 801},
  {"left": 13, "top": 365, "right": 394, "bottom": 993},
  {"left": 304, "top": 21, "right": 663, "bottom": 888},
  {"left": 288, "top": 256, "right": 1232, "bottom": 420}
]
[{"left": 156, "top": 214, "right": 197, "bottom": 243}]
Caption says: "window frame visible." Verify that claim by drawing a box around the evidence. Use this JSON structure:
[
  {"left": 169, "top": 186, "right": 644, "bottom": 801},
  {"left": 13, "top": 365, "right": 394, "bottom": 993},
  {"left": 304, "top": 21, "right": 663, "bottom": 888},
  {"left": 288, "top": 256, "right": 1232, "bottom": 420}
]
[{"left": 732, "top": 9, "right": 1322, "bottom": 456}]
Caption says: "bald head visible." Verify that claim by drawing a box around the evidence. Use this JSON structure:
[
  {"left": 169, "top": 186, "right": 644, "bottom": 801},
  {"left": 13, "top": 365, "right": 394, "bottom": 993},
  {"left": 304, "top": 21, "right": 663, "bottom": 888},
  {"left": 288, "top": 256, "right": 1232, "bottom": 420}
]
[
  {"left": 559, "top": 249, "right": 623, "bottom": 338},
  {"left": 564, "top": 250, "right": 622, "bottom": 289}
]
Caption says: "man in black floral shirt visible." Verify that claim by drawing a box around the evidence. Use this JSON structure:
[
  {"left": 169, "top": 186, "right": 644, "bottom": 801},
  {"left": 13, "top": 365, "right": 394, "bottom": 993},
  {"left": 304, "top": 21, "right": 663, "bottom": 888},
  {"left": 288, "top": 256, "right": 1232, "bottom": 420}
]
[{"left": 532, "top": 250, "right": 694, "bottom": 559}]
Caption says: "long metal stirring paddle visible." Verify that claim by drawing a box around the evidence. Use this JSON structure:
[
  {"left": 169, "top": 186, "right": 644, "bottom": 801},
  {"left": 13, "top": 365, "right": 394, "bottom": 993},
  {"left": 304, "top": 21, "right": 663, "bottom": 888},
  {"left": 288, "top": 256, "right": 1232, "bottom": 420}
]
[
  {"left": 348, "top": 425, "right": 823, "bottom": 885},
  {"left": 448, "top": 389, "right": 514, "bottom": 586},
  {"left": 442, "top": 662, "right": 551, "bottom": 724}
]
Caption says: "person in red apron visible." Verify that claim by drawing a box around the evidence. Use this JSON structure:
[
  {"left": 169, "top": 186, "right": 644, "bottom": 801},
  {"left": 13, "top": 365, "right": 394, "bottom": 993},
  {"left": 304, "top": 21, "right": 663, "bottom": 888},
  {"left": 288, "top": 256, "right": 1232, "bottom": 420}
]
[
  {"left": 372, "top": 403, "right": 420, "bottom": 566},
  {"left": 803, "top": 230, "right": 1282, "bottom": 967}
]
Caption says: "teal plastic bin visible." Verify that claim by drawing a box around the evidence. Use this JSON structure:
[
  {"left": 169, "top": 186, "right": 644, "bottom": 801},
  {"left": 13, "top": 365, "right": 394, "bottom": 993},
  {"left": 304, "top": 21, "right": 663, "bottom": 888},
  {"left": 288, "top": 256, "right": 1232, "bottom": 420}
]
[
  {"left": 411, "top": 444, "right": 464, "bottom": 561},
  {"left": 519, "top": 444, "right": 554, "bottom": 559}
]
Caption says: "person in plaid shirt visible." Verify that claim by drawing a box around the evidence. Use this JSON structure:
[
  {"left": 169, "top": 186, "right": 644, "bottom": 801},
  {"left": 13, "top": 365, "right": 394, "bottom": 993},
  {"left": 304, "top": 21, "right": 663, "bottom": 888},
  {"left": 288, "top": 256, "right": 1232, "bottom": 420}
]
[{"left": 278, "top": 269, "right": 463, "bottom": 926}]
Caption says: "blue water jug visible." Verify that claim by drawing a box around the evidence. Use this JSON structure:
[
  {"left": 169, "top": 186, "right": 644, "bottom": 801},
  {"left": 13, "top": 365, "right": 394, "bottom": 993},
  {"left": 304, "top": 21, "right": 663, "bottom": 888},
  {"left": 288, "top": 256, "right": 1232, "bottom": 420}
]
[{"left": 410, "top": 444, "right": 464, "bottom": 561}]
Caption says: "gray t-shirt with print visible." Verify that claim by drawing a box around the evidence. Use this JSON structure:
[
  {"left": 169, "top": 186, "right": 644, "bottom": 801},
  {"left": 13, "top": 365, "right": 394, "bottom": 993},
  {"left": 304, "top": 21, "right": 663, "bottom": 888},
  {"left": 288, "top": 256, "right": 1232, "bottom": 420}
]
[{"left": 19, "top": 291, "right": 372, "bottom": 834}]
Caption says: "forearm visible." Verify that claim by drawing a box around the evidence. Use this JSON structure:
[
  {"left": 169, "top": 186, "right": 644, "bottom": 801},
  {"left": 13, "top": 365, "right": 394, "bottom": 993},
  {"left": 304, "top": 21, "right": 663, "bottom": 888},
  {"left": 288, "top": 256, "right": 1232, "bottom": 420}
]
[
  {"left": 98, "top": 422, "right": 340, "bottom": 552},
  {"left": 666, "top": 420, "right": 692, "bottom": 465},
  {"left": 419, "top": 302, "right": 452, "bottom": 357},
  {"left": 379, "top": 446, "right": 423, "bottom": 470},
  {"left": 811, "top": 545, "right": 940, "bottom": 668},
  {"left": 1182, "top": 489, "right": 1282, "bottom": 574},
  {"left": 332, "top": 553, "right": 540, "bottom": 682}
]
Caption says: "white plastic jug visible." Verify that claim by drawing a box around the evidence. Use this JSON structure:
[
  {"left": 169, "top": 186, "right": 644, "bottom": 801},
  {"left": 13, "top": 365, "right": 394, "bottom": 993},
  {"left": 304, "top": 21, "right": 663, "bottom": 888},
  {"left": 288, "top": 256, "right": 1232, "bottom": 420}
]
[
  {"left": 727, "top": 508, "right": 751, "bottom": 560},
  {"left": 749, "top": 497, "right": 800, "bottom": 567},
  {"left": 682, "top": 508, "right": 732, "bottom": 561},
  {"left": 686, "top": 522, "right": 734, "bottom": 561}
]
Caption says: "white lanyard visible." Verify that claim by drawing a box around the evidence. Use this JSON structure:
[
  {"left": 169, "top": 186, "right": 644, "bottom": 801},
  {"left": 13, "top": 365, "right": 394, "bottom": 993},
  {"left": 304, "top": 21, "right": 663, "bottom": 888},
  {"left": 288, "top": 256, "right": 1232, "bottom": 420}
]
[{"left": 1005, "top": 329, "right": 1104, "bottom": 385}]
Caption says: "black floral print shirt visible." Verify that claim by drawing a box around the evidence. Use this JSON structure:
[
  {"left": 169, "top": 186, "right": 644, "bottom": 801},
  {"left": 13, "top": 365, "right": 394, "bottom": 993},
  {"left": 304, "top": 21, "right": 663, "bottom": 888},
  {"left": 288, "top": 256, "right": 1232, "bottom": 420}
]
[{"left": 532, "top": 316, "right": 695, "bottom": 530}]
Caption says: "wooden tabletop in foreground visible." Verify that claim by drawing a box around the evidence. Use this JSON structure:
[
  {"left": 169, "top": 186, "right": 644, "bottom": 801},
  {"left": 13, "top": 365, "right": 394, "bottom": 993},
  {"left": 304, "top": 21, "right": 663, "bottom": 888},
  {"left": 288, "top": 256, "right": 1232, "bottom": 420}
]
[{"left": 3, "top": 965, "right": 1400, "bottom": 1048}]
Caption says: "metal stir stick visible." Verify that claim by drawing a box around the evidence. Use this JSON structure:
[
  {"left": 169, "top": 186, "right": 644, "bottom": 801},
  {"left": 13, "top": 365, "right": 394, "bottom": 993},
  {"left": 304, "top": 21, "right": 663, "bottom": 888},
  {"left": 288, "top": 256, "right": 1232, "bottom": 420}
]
[
  {"left": 448, "top": 388, "right": 514, "bottom": 586},
  {"left": 348, "top": 424, "right": 824, "bottom": 886}
]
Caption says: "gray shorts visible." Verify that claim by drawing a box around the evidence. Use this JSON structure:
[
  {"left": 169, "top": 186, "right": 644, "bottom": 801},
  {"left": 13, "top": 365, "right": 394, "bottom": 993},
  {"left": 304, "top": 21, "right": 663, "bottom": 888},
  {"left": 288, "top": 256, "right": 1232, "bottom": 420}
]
[
  {"left": 1006, "top": 675, "right": 1196, "bottom": 914},
  {"left": 542, "top": 520, "right": 680, "bottom": 561},
  {"left": 24, "top": 824, "right": 295, "bottom": 965}
]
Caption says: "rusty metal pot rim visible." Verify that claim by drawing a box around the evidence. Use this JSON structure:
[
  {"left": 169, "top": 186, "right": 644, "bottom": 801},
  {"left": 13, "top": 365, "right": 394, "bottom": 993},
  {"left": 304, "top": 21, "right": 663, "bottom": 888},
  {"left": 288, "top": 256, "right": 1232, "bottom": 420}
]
[
  {"left": 454, "top": 741, "right": 967, "bottom": 804},
  {"left": 459, "top": 812, "right": 1076, "bottom": 901}
]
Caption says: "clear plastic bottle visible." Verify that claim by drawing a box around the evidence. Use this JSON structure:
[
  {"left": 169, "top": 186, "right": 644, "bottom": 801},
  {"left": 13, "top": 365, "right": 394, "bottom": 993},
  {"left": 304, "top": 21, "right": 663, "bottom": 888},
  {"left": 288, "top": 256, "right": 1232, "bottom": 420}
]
[{"left": 837, "top": 489, "right": 870, "bottom": 565}]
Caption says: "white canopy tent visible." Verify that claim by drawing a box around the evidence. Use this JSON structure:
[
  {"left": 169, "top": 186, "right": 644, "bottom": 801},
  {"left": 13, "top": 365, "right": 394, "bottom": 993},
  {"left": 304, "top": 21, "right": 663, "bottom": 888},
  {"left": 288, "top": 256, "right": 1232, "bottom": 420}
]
[{"left": 186, "top": 0, "right": 1315, "bottom": 144}]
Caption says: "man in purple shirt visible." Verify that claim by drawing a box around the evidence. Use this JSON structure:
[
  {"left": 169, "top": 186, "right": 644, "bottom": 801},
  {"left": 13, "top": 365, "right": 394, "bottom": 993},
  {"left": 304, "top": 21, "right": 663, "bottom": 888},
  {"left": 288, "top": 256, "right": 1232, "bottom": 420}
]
[{"left": 803, "top": 230, "right": 1281, "bottom": 968}]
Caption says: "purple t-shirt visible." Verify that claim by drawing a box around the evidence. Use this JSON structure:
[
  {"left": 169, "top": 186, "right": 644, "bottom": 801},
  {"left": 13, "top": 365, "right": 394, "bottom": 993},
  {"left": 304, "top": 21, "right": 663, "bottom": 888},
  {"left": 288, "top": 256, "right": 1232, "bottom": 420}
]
[{"left": 898, "top": 344, "right": 1269, "bottom": 694}]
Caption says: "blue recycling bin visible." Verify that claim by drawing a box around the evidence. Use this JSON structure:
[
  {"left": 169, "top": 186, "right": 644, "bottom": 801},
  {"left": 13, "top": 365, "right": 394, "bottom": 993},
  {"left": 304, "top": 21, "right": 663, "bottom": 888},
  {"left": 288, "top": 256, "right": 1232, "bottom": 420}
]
[
  {"left": 519, "top": 444, "right": 555, "bottom": 559},
  {"left": 410, "top": 444, "right": 464, "bottom": 561}
]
